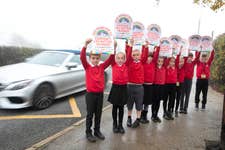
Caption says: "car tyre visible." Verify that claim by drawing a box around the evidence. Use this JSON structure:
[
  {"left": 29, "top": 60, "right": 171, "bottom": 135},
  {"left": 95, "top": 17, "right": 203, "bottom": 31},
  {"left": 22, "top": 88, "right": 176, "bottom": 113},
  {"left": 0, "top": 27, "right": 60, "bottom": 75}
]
[{"left": 33, "top": 84, "right": 54, "bottom": 110}]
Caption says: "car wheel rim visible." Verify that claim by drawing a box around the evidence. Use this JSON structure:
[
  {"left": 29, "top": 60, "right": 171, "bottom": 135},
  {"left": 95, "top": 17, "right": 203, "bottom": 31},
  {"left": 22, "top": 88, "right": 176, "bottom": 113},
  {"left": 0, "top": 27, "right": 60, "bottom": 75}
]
[{"left": 37, "top": 96, "right": 52, "bottom": 109}]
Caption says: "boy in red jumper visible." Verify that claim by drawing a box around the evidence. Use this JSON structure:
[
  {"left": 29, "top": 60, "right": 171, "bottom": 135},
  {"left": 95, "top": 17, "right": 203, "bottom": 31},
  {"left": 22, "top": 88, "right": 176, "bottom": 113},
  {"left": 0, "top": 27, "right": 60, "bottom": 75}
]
[
  {"left": 152, "top": 56, "right": 166, "bottom": 123},
  {"left": 174, "top": 56, "right": 185, "bottom": 117},
  {"left": 180, "top": 51, "right": 200, "bottom": 114},
  {"left": 163, "top": 56, "right": 178, "bottom": 120},
  {"left": 108, "top": 42, "right": 131, "bottom": 134},
  {"left": 195, "top": 50, "right": 214, "bottom": 109},
  {"left": 80, "top": 38, "right": 115, "bottom": 142},
  {"left": 140, "top": 46, "right": 160, "bottom": 123},
  {"left": 127, "top": 41, "right": 148, "bottom": 128}
]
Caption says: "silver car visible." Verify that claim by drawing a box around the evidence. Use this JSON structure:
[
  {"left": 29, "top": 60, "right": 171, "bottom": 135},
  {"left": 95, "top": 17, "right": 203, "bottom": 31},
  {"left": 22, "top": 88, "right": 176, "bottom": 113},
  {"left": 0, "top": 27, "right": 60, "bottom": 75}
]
[{"left": 0, "top": 50, "right": 108, "bottom": 109}]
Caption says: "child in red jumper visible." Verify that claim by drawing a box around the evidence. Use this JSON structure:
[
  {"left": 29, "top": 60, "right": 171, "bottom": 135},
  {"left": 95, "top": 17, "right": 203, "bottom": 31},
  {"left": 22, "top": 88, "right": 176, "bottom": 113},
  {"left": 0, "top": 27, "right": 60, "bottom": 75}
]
[
  {"left": 126, "top": 40, "right": 148, "bottom": 128},
  {"left": 140, "top": 46, "right": 160, "bottom": 124},
  {"left": 80, "top": 38, "right": 115, "bottom": 142},
  {"left": 152, "top": 55, "right": 166, "bottom": 123},
  {"left": 163, "top": 56, "right": 178, "bottom": 120},
  {"left": 180, "top": 51, "right": 200, "bottom": 114},
  {"left": 174, "top": 56, "right": 185, "bottom": 117},
  {"left": 195, "top": 50, "right": 214, "bottom": 109},
  {"left": 108, "top": 42, "right": 131, "bottom": 134}
]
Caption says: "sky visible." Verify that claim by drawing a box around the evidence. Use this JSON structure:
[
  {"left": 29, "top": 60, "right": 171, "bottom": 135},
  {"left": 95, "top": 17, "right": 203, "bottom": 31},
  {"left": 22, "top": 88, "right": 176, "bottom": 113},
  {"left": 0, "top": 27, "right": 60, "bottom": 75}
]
[{"left": 0, "top": 0, "right": 224, "bottom": 49}]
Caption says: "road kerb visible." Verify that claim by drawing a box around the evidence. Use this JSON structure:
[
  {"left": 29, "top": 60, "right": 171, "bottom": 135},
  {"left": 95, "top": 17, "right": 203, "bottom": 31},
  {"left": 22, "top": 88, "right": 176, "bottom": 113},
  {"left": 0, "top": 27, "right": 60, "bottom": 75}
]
[{"left": 25, "top": 104, "right": 112, "bottom": 150}]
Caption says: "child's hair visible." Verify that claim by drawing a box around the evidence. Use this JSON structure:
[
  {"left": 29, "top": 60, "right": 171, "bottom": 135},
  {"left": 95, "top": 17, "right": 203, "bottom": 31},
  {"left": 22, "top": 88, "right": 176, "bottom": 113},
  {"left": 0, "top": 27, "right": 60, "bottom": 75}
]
[
  {"left": 201, "top": 54, "right": 207, "bottom": 58},
  {"left": 89, "top": 51, "right": 101, "bottom": 58},
  {"left": 148, "top": 52, "right": 153, "bottom": 57},
  {"left": 116, "top": 51, "right": 126, "bottom": 59},
  {"left": 188, "top": 52, "right": 193, "bottom": 57}
]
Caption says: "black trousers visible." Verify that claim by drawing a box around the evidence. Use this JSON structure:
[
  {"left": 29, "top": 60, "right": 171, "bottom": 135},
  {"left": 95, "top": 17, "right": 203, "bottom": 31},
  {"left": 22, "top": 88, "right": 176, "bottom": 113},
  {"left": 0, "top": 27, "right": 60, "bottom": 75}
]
[
  {"left": 174, "top": 83, "right": 184, "bottom": 111},
  {"left": 163, "top": 84, "right": 176, "bottom": 113},
  {"left": 195, "top": 79, "right": 209, "bottom": 105},
  {"left": 152, "top": 85, "right": 165, "bottom": 118},
  {"left": 180, "top": 78, "right": 192, "bottom": 111},
  {"left": 85, "top": 92, "right": 103, "bottom": 134},
  {"left": 112, "top": 105, "right": 124, "bottom": 126}
]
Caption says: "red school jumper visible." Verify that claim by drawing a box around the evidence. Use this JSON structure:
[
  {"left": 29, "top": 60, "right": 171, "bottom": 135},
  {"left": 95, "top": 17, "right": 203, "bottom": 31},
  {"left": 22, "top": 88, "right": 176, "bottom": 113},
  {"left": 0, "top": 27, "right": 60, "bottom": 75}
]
[
  {"left": 80, "top": 47, "right": 114, "bottom": 93},
  {"left": 143, "top": 46, "right": 160, "bottom": 84},
  {"left": 196, "top": 50, "right": 214, "bottom": 79},
  {"left": 128, "top": 46, "right": 148, "bottom": 84}
]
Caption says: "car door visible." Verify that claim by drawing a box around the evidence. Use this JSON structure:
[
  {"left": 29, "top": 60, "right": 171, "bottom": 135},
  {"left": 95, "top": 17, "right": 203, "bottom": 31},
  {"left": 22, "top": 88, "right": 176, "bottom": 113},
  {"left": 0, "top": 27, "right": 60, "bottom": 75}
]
[{"left": 55, "top": 54, "right": 85, "bottom": 97}]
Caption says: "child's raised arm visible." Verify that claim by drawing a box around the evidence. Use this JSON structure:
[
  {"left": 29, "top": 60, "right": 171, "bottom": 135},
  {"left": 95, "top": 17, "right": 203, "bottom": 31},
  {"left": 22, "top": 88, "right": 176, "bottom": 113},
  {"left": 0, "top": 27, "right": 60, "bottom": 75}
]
[
  {"left": 141, "top": 41, "right": 149, "bottom": 63},
  {"left": 102, "top": 40, "right": 117, "bottom": 69},
  {"left": 80, "top": 38, "right": 92, "bottom": 69},
  {"left": 193, "top": 51, "right": 200, "bottom": 65},
  {"left": 207, "top": 50, "right": 215, "bottom": 66},
  {"left": 152, "top": 46, "right": 160, "bottom": 63},
  {"left": 175, "top": 53, "right": 180, "bottom": 68},
  {"left": 125, "top": 39, "right": 134, "bottom": 64}
]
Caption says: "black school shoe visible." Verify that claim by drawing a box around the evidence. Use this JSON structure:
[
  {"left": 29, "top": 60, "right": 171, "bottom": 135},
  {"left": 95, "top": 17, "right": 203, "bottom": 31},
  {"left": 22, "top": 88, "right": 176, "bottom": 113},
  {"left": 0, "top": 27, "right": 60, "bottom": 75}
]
[
  {"left": 94, "top": 131, "right": 105, "bottom": 140},
  {"left": 113, "top": 124, "right": 119, "bottom": 133},
  {"left": 202, "top": 104, "right": 206, "bottom": 110},
  {"left": 163, "top": 113, "right": 170, "bottom": 120},
  {"left": 118, "top": 125, "right": 125, "bottom": 134},
  {"left": 140, "top": 111, "right": 150, "bottom": 124},
  {"left": 195, "top": 103, "right": 199, "bottom": 109},
  {"left": 86, "top": 133, "right": 96, "bottom": 143},
  {"left": 127, "top": 117, "right": 132, "bottom": 127},
  {"left": 131, "top": 119, "right": 140, "bottom": 128},
  {"left": 155, "top": 116, "right": 162, "bottom": 123},
  {"left": 151, "top": 116, "right": 158, "bottom": 123}
]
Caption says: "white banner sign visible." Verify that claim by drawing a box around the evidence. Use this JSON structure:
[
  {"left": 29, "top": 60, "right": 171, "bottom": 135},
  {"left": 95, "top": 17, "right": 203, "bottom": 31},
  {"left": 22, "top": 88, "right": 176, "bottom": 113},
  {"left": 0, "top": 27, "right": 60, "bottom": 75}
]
[
  {"left": 93, "top": 27, "right": 114, "bottom": 54},
  {"left": 169, "top": 35, "right": 181, "bottom": 56},
  {"left": 114, "top": 14, "right": 133, "bottom": 39},
  {"left": 146, "top": 24, "right": 161, "bottom": 46},
  {"left": 201, "top": 36, "right": 213, "bottom": 52},
  {"left": 189, "top": 35, "right": 201, "bottom": 51},
  {"left": 132, "top": 21, "right": 145, "bottom": 45},
  {"left": 159, "top": 37, "right": 172, "bottom": 57}
]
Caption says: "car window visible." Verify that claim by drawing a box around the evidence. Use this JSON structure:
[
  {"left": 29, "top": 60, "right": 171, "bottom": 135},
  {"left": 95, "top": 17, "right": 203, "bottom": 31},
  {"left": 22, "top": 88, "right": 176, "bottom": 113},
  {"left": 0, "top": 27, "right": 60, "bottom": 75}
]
[
  {"left": 69, "top": 55, "right": 81, "bottom": 64},
  {"left": 27, "top": 52, "right": 69, "bottom": 67}
]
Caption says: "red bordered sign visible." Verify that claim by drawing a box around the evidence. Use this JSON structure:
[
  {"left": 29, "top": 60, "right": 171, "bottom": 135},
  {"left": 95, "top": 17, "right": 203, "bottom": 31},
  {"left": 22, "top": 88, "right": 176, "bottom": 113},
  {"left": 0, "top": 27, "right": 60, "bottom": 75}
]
[{"left": 114, "top": 14, "right": 133, "bottom": 39}]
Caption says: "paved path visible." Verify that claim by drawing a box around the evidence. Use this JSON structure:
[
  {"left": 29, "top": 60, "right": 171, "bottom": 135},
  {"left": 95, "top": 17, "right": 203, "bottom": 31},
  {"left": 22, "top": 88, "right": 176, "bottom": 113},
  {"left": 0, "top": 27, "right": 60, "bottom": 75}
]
[{"left": 41, "top": 85, "right": 223, "bottom": 150}]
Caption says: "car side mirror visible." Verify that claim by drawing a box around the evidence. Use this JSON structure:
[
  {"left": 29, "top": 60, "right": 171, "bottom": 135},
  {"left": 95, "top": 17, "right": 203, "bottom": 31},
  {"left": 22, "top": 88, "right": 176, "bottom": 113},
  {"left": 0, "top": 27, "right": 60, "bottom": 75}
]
[{"left": 66, "top": 62, "right": 78, "bottom": 70}]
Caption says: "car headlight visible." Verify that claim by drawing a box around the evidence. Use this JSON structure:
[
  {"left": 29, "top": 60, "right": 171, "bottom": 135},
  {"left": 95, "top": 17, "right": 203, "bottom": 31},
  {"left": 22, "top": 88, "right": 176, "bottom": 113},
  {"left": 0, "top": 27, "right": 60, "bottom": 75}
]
[{"left": 5, "top": 80, "right": 32, "bottom": 90}]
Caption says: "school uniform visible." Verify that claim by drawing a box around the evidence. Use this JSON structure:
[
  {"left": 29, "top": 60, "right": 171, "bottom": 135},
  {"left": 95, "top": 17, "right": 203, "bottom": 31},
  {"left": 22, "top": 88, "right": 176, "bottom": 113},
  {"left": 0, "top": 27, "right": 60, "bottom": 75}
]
[
  {"left": 195, "top": 50, "right": 214, "bottom": 107},
  {"left": 174, "top": 65, "right": 185, "bottom": 112},
  {"left": 127, "top": 46, "right": 148, "bottom": 111},
  {"left": 80, "top": 46, "right": 114, "bottom": 135},
  {"left": 108, "top": 45, "right": 131, "bottom": 130},
  {"left": 143, "top": 47, "right": 159, "bottom": 106},
  {"left": 180, "top": 52, "right": 200, "bottom": 113},
  {"left": 152, "top": 63, "right": 166, "bottom": 119},
  {"left": 140, "top": 47, "right": 160, "bottom": 123},
  {"left": 164, "top": 65, "right": 177, "bottom": 114}
]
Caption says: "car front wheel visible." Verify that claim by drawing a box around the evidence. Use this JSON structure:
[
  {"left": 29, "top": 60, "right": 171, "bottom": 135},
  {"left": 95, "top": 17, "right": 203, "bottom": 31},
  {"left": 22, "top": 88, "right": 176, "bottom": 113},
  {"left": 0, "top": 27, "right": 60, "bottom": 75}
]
[{"left": 33, "top": 83, "right": 54, "bottom": 110}]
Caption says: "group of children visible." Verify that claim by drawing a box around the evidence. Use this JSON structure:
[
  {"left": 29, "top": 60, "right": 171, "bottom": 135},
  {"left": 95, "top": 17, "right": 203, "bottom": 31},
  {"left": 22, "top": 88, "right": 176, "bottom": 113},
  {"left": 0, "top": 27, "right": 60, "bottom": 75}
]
[{"left": 80, "top": 38, "right": 214, "bottom": 142}]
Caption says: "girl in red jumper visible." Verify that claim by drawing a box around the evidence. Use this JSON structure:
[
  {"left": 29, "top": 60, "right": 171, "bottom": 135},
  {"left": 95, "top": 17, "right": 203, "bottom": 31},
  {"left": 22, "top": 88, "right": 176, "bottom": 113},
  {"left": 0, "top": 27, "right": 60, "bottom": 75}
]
[
  {"left": 126, "top": 40, "right": 148, "bottom": 128},
  {"left": 180, "top": 51, "right": 200, "bottom": 114},
  {"left": 108, "top": 42, "right": 132, "bottom": 134},
  {"left": 140, "top": 46, "right": 160, "bottom": 123},
  {"left": 195, "top": 50, "right": 214, "bottom": 109},
  {"left": 80, "top": 38, "right": 116, "bottom": 142},
  {"left": 163, "top": 56, "right": 179, "bottom": 120},
  {"left": 152, "top": 55, "right": 166, "bottom": 123},
  {"left": 174, "top": 56, "right": 185, "bottom": 117}
]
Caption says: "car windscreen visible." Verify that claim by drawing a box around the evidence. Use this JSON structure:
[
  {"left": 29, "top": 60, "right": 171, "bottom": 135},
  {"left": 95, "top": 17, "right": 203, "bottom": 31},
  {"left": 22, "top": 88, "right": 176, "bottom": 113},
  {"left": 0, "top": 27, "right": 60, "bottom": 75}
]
[{"left": 27, "top": 52, "right": 69, "bottom": 67}]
